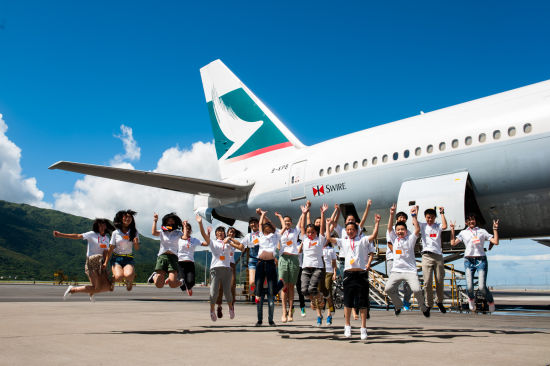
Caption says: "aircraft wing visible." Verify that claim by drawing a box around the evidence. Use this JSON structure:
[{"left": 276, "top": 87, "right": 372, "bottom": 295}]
[
  {"left": 535, "top": 239, "right": 550, "bottom": 247},
  {"left": 48, "top": 161, "right": 253, "bottom": 199}
]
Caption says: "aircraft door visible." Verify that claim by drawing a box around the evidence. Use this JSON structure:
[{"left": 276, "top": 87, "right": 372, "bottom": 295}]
[
  {"left": 289, "top": 160, "right": 307, "bottom": 201},
  {"left": 395, "top": 171, "right": 469, "bottom": 230}
]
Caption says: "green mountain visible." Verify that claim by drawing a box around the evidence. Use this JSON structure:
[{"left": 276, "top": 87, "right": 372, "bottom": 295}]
[{"left": 0, "top": 200, "right": 209, "bottom": 283}]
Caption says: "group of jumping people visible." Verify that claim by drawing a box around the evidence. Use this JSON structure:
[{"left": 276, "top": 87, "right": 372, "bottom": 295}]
[{"left": 52, "top": 201, "right": 500, "bottom": 341}]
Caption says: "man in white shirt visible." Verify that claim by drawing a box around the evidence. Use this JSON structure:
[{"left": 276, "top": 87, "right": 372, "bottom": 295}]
[
  {"left": 385, "top": 205, "right": 430, "bottom": 318},
  {"left": 420, "top": 207, "right": 448, "bottom": 313},
  {"left": 385, "top": 211, "right": 413, "bottom": 310},
  {"left": 451, "top": 213, "right": 499, "bottom": 312}
]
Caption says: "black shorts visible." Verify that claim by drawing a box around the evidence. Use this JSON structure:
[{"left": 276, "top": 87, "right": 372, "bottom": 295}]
[{"left": 343, "top": 270, "right": 369, "bottom": 309}]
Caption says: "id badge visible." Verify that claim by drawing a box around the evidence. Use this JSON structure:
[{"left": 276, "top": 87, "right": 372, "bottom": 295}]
[
  {"left": 429, "top": 233, "right": 437, "bottom": 238},
  {"left": 395, "top": 249, "right": 403, "bottom": 255},
  {"left": 253, "top": 238, "right": 259, "bottom": 245},
  {"left": 99, "top": 244, "right": 107, "bottom": 249},
  {"left": 349, "top": 257, "right": 356, "bottom": 265},
  {"left": 472, "top": 237, "right": 481, "bottom": 245},
  {"left": 311, "top": 242, "right": 318, "bottom": 246},
  {"left": 220, "top": 255, "right": 226, "bottom": 260},
  {"left": 123, "top": 235, "right": 130, "bottom": 240},
  {"left": 286, "top": 240, "right": 293, "bottom": 246}
]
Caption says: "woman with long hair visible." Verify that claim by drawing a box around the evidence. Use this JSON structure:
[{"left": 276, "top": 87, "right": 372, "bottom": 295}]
[
  {"left": 177, "top": 220, "right": 208, "bottom": 296},
  {"left": 148, "top": 212, "right": 184, "bottom": 289},
  {"left": 108, "top": 209, "right": 140, "bottom": 291},
  {"left": 54, "top": 218, "right": 115, "bottom": 301},
  {"left": 215, "top": 226, "right": 242, "bottom": 318}
]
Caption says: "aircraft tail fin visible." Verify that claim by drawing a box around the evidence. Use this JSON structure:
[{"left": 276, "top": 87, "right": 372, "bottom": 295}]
[{"left": 200, "top": 60, "right": 304, "bottom": 169}]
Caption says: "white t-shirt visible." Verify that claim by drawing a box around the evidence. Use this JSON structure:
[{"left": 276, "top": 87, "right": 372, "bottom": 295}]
[
  {"left": 82, "top": 231, "right": 111, "bottom": 257},
  {"left": 209, "top": 239, "right": 232, "bottom": 269},
  {"left": 110, "top": 229, "right": 139, "bottom": 256},
  {"left": 386, "top": 227, "right": 411, "bottom": 261},
  {"left": 258, "top": 232, "right": 280, "bottom": 257},
  {"left": 336, "top": 237, "right": 374, "bottom": 271},
  {"left": 157, "top": 229, "right": 183, "bottom": 256},
  {"left": 419, "top": 222, "right": 443, "bottom": 255},
  {"left": 278, "top": 227, "right": 300, "bottom": 255},
  {"left": 229, "top": 246, "right": 236, "bottom": 264},
  {"left": 335, "top": 224, "right": 363, "bottom": 240},
  {"left": 302, "top": 235, "right": 326, "bottom": 268},
  {"left": 387, "top": 230, "right": 418, "bottom": 273},
  {"left": 178, "top": 237, "right": 202, "bottom": 262},
  {"left": 323, "top": 246, "right": 337, "bottom": 273},
  {"left": 241, "top": 231, "right": 261, "bottom": 258},
  {"left": 456, "top": 227, "right": 493, "bottom": 257}
]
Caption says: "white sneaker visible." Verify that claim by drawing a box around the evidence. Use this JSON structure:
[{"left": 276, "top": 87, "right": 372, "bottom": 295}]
[
  {"left": 488, "top": 302, "right": 496, "bottom": 312},
  {"left": 344, "top": 325, "right": 351, "bottom": 338},
  {"left": 63, "top": 286, "right": 74, "bottom": 299},
  {"left": 89, "top": 294, "right": 95, "bottom": 303},
  {"left": 468, "top": 299, "right": 476, "bottom": 312},
  {"left": 360, "top": 327, "right": 368, "bottom": 340}
]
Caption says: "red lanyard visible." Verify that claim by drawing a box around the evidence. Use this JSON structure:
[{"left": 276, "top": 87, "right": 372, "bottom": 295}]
[
  {"left": 468, "top": 227, "right": 478, "bottom": 237},
  {"left": 350, "top": 238, "right": 356, "bottom": 252}
]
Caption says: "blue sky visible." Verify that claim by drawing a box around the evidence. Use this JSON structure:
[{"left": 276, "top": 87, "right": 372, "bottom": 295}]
[{"left": 0, "top": 0, "right": 549, "bottom": 287}]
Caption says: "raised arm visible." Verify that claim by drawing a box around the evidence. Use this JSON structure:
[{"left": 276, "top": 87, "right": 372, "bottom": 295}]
[
  {"left": 359, "top": 199, "right": 372, "bottom": 229},
  {"left": 275, "top": 211, "right": 285, "bottom": 231},
  {"left": 52, "top": 231, "right": 83, "bottom": 240},
  {"left": 306, "top": 200, "right": 312, "bottom": 225},
  {"left": 329, "top": 204, "right": 341, "bottom": 233},
  {"left": 439, "top": 207, "right": 448, "bottom": 230},
  {"left": 320, "top": 203, "right": 328, "bottom": 236},
  {"left": 300, "top": 203, "right": 309, "bottom": 236},
  {"left": 411, "top": 206, "right": 420, "bottom": 237},
  {"left": 489, "top": 219, "right": 499, "bottom": 247},
  {"left": 152, "top": 213, "right": 160, "bottom": 236},
  {"left": 367, "top": 214, "right": 381, "bottom": 242},
  {"left": 258, "top": 209, "right": 268, "bottom": 234},
  {"left": 225, "top": 237, "right": 245, "bottom": 251},
  {"left": 387, "top": 204, "right": 396, "bottom": 234},
  {"left": 196, "top": 215, "right": 210, "bottom": 243},
  {"left": 325, "top": 218, "right": 338, "bottom": 244}
]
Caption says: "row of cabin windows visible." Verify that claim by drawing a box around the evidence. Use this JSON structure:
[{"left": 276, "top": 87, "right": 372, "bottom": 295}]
[{"left": 318, "top": 123, "right": 532, "bottom": 177}]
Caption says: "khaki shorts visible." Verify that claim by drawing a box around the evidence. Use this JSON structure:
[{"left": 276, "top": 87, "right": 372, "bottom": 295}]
[
  {"left": 155, "top": 253, "right": 179, "bottom": 273},
  {"left": 278, "top": 254, "right": 300, "bottom": 284}
]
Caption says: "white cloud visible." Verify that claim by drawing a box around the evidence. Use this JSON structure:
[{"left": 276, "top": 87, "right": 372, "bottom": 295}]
[
  {"left": 53, "top": 126, "right": 223, "bottom": 236},
  {"left": 0, "top": 114, "right": 51, "bottom": 208},
  {"left": 111, "top": 125, "right": 141, "bottom": 164},
  {"left": 488, "top": 254, "right": 550, "bottom": 261}
]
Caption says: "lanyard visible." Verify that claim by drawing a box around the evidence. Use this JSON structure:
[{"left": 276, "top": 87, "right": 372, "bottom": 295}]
[
  {"left": 97, "top": 234, "right": 107, "bottom": 244},
  {"left": 350, "top": 238, "right": 356, "bottom": 253},
  {"left": 468, "top": 227, "right": 478, "bottom": 237}
]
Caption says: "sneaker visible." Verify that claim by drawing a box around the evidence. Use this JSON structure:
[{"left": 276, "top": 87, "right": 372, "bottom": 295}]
[
  {"left": 403, "top": 300, "right": 411, "bottom": 311},
  {"left": 423, "top": 307, "right": 431, "bottom": 318},
  {"left": 488, "top": 302, "right": 496, "bottom": 312},
  {"left": 326, "top": 315, "right": 333, "bottom": 326},
  {"left": 468, "top": 298, "right": 476, "bottom": 312},
  {"left": 187, "top": 288, "right": 193, "bottom": 296},
  {"left": 437, "top": 302, "right": 447, "bottom": 313},
  {"left": 269, "top": 321, "right": 276, "bottom": 326},
  {"left": 360, "top": 327, "right": 368, "bottom": 340},
  {"left": 210, "top": 311, "right": 217, "bottom": 322},
  {"left": 255, "top": 297, "right": 260, "bottom": 304},
  {"left": 217, "top": 306, "right": 223, "bottom": 319},
  {"left": 255, "top": 321, "right": 262, "bottom": 327},
  {"left": 63, "top": 285, "right": 74, "bottom": 299},
  {"left": 394, "top": 308, "right": 401, "bottom": 317},
  {"left": 300, "top": 307, "right": 306, "bottom": 317},
  {"left": 89, "top": 294, "right": 95, "bottom": 303},
  {"left": 344, "top": 325, "right": 352, "bottom": 338},
  {"left": 316, "top": 316, "right": 323, "bottom": 327},
  {"left": 229, "top": 307, "right": 235, "bottom": 319},
  {"left": 147, "top": 272, "right": 155, "bottom": 284}
]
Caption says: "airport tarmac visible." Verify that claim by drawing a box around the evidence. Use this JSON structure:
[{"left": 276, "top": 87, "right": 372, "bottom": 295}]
[{"left": 1, "top": 284, "right": 549, "bottom": 365}]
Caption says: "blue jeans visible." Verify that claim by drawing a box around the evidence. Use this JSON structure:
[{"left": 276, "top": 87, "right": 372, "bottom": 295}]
[
  {"left": 255, "top": 259, "right": 277, "bottom": 323},
  {"left": 464, "top": 257, "right": 494, "bottom": 303}
]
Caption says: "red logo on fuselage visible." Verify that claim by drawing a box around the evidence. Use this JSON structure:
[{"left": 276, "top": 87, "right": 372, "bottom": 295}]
[{"left": 313, "top": 185, "right": 325, "bottom": 196}]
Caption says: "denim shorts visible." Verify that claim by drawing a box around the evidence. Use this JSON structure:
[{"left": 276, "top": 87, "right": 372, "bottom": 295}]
[
  {"left": 248, "top": 257, "right": 258, "bottom": 270},
  {"left": 111, "top": 255, "right": 134, "bottom": 268}
]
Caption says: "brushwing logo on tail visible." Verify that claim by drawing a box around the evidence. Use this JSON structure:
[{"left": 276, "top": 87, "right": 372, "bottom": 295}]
[{"left": 207, "top": 88, "right": 292, "bottom": 161}]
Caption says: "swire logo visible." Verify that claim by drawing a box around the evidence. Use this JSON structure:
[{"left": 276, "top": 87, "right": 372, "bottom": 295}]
[{"left": 313, "top": 185, "right": 325, "bottom": 197}]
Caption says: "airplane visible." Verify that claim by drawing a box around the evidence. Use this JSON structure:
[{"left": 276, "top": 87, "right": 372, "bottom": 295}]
[{"left": 49, "top": 59, "right": 550, "bottom": 247}]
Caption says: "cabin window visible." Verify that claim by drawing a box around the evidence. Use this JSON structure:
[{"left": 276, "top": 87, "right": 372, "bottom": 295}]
[
  {"left": 452, "top": 139, "right": 459, "bottom": 148},
  {"left": 327, "top": 167, "right": 332, "bottom": 175},
  {"left": 344, "top": 163, "right": 349, "bottom": 171},
  {"left": 439, "top": 142, "right": 446, "bottom": 151},
  {"left": 372, "top": 156, "right": 378, "bottom": 165},
  {"left": 523, "top": 123, "right": 532, "bottom": 133},
  {"left": 319, "top": 169, "right": 324, "bottom": 177},
  {"left": 403, "top": 149, "right": 410, "bottom": 158},
  {"left": 465, "top": 136, "right": 472, "bottom": 145},
  {"left": 335, "top": 165, "right": 341, "bottom": 173},
  {"left": 382, "top": 154, "right": 388, "bottom": 163},
  {"left": 479, "top": 133, "right": 486, "bottom": 143},
  {"left": 493, "top": 130, "right": 501, "bottom": 140},
  {"left": 362, "top": 159, "right": 368, "bottom": 167},
  {"left": 353, "top": 161, "right": 358, "bottom": 169},
  {"left": 415, "top": 147, "right": 421, "bottom": 156},
  {"left": 508, "top": 126, "right": 516, "bottom": 136},
  {"left": 393, "top": 152, "right": 399, "bottom": 160},
  {"left": 427, "top": 144, "right": 433, "bottom": 153}
]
